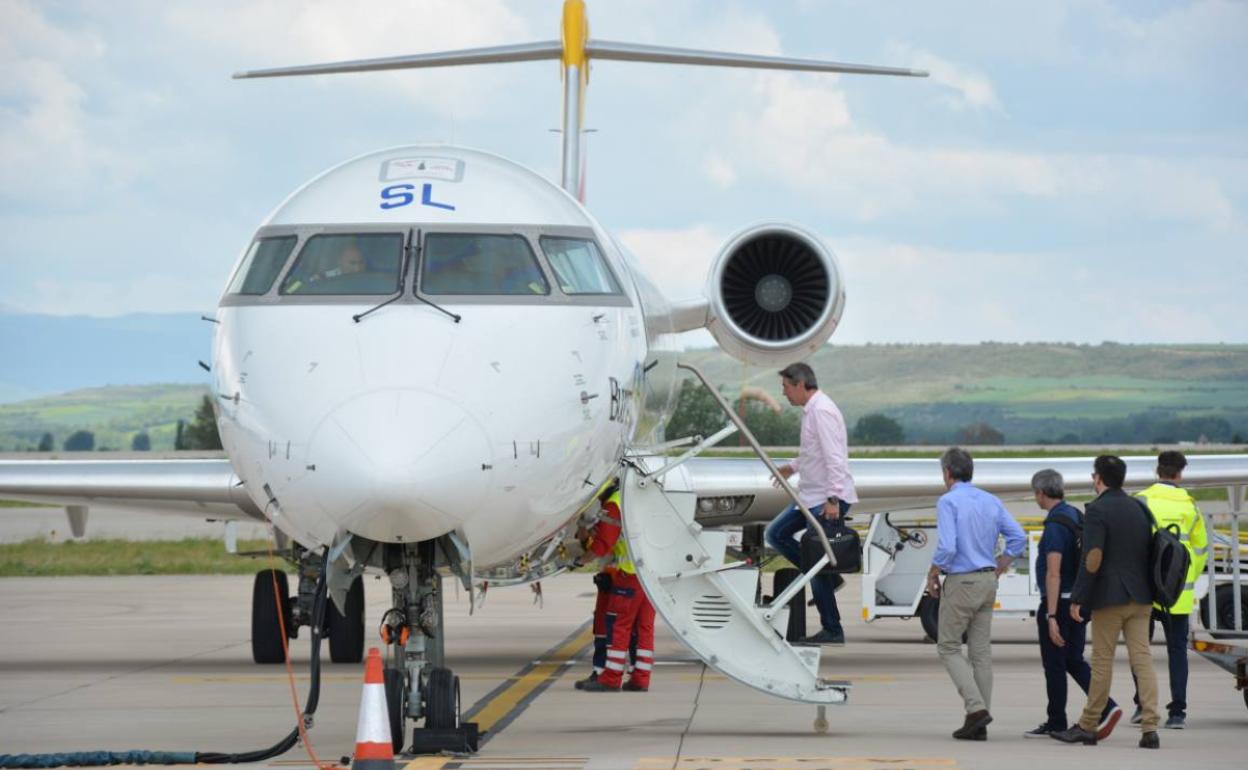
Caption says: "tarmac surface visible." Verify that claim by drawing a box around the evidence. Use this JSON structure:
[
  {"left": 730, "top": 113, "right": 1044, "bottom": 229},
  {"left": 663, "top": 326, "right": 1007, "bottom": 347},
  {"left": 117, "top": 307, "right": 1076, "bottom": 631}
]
[{"left": 1, "top": 572, "right": 1245, "bottom": 770}]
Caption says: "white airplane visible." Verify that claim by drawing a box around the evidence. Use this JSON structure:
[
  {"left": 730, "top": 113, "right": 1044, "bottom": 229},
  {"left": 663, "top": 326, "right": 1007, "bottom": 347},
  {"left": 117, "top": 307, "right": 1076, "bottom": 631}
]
[{"left": 3, "top": 0, "right": 1247, "bottom": 753}]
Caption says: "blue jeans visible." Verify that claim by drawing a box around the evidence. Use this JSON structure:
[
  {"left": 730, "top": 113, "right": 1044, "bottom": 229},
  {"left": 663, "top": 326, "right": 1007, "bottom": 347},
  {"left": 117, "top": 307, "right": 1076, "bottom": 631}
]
[
  {"left": 1133, "top": 610, "right": 1189, "bottom": 718},
  {"left": 1037, "top": 598, "right": 1118, "bottom": 729},
  {"left": 765, "top": 500, "right": 851, "bottom": 636}
]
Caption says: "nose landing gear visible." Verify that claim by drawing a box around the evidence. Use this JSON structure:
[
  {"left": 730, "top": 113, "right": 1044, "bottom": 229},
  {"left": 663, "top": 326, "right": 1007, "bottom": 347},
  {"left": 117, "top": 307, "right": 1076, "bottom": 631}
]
[{"left": 383, "top": 540, "right": 479, "bottom": 754}]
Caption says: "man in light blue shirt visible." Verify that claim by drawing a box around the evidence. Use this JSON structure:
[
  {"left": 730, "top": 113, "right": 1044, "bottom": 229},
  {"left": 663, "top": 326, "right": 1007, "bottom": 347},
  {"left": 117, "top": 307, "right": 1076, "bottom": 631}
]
[{"left": 925, "top": 447, "right": 1027, "bottom": 741}]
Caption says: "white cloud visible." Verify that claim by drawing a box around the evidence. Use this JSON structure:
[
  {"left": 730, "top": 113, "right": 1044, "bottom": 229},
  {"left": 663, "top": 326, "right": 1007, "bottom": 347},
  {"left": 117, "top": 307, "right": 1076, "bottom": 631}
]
[
  {"left": 703, "top": 153, "right": 736, "bottom": 188},
  {"left": 888, "top": 45, "right": 1002, "bottom": 113},
  {"left": 0, "top": 1, "right": 118, "bottom": 201},
  {"left": 706, "top": 71, "right": 1236, "bottom": 229},
  {"left": 617, "top": 224, "right": 724, "bottom": 301},
  {"left": 163, "top": 0, "right": 536, "bottom": 118}
]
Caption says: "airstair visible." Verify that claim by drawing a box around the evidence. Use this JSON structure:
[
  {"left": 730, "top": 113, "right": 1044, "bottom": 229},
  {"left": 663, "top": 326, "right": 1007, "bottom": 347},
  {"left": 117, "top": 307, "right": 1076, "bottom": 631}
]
[{"left": 621, "top": 363, "right": 850, "bottom": 708}]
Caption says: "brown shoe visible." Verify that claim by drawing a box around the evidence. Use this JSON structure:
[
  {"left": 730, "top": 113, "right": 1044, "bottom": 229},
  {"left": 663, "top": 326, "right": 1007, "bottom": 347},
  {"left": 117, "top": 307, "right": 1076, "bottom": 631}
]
[
  {"left": 1050, "top": 724, "right": 1097, "bottom": 745},
  {"left": 953, "top": 710, "right": 993, "bottom": 740}
]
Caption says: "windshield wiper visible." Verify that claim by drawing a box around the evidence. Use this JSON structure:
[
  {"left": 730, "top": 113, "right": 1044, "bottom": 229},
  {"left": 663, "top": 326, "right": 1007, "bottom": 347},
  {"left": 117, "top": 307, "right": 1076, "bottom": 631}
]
[
  {"left": 352, "top": 229, "right": 461, "bottom": 324},
  {"left": 352, "top": 232, "right": 412, "bottom": 324}
]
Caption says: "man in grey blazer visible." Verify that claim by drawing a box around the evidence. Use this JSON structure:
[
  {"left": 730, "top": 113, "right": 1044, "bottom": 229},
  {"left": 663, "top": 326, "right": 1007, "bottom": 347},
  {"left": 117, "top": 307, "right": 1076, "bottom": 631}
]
[{"left": 1051, "top": 455, "right": 1161, "bottom": 749}]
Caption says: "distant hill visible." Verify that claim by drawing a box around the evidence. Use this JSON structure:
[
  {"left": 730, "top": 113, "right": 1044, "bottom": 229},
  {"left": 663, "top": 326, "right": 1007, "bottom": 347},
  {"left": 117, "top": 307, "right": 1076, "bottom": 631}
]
[
  {"left": 680, "top": 342, "right": 1248, "bottom": 444},
  {"left": 0, "top": 312, "right": 210, "bottom": 403},
  {"left": 0, "top": 384, "right": 209, "bottom": 451},
  {"left": 1, "top": 340, "right": 1245, "bottom": 450}
]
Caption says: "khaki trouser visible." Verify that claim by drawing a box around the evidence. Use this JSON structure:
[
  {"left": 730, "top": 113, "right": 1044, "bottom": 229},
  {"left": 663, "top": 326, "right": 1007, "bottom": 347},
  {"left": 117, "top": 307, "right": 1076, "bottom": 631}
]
[
  {"left": 937, "top": 570, "right": 997, "bottom": 713},
  {"left": 1080, "top": 602, "right": 1160, "bottom": 732}
]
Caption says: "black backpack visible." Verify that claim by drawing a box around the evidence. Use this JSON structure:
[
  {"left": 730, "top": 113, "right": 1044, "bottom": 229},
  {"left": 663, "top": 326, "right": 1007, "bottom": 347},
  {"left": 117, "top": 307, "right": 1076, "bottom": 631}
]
[{"left": 1136, "top": 499, "right": 1191, "bottom": 611}]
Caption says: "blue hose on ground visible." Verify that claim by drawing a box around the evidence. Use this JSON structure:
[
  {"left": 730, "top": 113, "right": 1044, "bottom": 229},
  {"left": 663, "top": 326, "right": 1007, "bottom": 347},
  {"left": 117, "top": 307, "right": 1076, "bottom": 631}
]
[
  {"left": 0, "top": 551, "right": 331, "bottom": 769},
  {"left": 0, "top": 751, "right": 197, "bottom": 768}
]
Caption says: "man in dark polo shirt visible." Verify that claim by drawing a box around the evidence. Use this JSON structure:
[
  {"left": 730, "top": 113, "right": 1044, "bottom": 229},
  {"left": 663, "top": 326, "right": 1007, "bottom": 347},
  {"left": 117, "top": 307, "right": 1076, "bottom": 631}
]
[{"left": 1025, "top": 468, "right": 1122, "bottom": 740}]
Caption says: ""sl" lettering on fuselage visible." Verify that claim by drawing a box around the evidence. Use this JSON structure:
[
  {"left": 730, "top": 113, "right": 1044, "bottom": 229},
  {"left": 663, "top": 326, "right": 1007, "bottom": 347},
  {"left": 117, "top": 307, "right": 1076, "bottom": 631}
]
[{"left": 379, "top": 183, "right": 456, "bottom": 211}]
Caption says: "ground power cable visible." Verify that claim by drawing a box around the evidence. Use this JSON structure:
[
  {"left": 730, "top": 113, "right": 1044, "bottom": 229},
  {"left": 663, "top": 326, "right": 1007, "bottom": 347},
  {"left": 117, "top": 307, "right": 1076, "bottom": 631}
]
[
  {"left": 0, "top": 547, "right": 338, "bottom": 769},
  {"left": 670, "top": 662, "right": 708, "bottom": 770}
]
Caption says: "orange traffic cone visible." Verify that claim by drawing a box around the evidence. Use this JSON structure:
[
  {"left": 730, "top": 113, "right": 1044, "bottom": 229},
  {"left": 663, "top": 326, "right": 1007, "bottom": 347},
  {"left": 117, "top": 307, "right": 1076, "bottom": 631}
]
[{"left": 352, "top": 647, "right": 396, "bottom": 770}]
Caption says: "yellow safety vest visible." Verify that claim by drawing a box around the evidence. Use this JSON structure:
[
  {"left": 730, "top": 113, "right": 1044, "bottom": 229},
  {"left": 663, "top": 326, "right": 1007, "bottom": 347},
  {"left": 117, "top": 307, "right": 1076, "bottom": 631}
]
[
  {"left": 603, "top": 491, "right": 635, "bottom": 575},
  {"left": 1136, "top": 482, "right": 1208, "bottom": 614}
]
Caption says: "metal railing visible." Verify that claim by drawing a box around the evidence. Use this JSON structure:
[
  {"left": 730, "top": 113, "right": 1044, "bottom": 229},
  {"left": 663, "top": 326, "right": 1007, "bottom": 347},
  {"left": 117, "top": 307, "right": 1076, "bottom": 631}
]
[
  {"left": 1204, "top": 484, "right": 1246, "bottom": 638},
  {"left": 656, "top": 363, "right": 841, "bottom": 613}
]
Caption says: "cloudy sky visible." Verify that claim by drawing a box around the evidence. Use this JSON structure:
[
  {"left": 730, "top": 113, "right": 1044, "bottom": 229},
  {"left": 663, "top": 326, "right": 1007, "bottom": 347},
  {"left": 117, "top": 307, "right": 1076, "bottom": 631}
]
[{"left": 1, "top": 0, "right": 1245, "bottom": 344}]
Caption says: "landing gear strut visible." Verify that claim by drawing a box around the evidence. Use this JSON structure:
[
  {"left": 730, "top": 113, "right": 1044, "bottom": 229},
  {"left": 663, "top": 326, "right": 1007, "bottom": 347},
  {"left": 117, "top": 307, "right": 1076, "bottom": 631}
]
[{"left": 382, "top": 540, "right": 478, "bottom": 754}]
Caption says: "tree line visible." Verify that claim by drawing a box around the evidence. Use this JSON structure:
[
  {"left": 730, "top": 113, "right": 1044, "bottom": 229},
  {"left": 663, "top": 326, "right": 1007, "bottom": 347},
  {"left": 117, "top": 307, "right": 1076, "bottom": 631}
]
[
  {"left": 665, "top": 379, "right": 1246, "bottom": 447},
  {"left": 29, "top": 396, "right": 223, "bottom": 452}
]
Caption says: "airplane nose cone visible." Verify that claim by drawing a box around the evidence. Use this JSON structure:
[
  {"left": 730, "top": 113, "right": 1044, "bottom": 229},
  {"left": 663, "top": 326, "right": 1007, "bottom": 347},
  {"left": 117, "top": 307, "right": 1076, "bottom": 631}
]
[{"left": 307, "top": 389, "right": 492, "bottom": 542}]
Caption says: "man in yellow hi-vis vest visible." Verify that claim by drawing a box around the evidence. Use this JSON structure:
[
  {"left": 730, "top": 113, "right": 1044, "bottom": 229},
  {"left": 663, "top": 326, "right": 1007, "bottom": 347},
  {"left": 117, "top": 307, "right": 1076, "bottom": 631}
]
[{"left": 1130, "top": 450, "right": 1208, "bottom": 730}]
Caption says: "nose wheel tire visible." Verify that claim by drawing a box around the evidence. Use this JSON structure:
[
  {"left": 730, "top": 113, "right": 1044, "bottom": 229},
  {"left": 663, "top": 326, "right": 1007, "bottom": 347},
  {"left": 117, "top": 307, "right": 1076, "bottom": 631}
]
[
  {"left": 383, "top": 667, "right": 406, "bottom": 753},
  {"left": 327, "top": 575, "right": 366, "bottom": 663},
  {"left": 425, "top": 666, "right": 461, "bottom": 729},
  {"left": 251, "top": 569, "right": 291, "bottom": 664}
]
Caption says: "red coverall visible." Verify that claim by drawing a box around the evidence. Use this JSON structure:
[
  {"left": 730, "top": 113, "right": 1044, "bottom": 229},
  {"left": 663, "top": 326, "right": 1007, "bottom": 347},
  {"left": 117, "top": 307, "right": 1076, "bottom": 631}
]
[{"left": 586, "top": 492, "right": 655, "bottom": 689}]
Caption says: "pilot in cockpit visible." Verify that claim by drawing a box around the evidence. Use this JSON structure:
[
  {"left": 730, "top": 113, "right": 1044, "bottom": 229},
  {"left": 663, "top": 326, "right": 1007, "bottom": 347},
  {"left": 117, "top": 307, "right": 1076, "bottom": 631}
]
[{"left": 319, "top": 242, "right": 366, "bottom": 281}]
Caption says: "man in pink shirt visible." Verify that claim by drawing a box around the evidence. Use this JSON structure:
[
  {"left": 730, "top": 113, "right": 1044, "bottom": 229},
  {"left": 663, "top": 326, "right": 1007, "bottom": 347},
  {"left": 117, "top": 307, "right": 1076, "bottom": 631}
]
[{"left": 764, "top": 362, "right": 859, "bottom": 645}]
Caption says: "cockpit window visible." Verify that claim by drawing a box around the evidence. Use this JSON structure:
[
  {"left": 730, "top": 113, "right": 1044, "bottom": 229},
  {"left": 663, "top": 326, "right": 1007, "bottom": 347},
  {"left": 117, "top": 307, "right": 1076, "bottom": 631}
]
[
  {"left": 539, "top": 237, "right": 622, "bottom": 295},
  {"left": 227, "top": 236, "right": 297, "bottom": 295},
  {"left": 421, "top": 234, "right": 549, "bottom": 295},
  {"left": 280, "top": 234, "right": 403, "bottom": 295}
]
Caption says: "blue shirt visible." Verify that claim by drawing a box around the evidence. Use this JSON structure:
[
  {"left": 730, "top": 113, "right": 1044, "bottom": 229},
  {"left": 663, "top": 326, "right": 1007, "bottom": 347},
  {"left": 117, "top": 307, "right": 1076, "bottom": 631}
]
[
  {"left": 1036, "top": 501, "right": 1082, "bottom": 597},
  {"left": 932, "top": 481, "right": 1027, "bottom": 574}
]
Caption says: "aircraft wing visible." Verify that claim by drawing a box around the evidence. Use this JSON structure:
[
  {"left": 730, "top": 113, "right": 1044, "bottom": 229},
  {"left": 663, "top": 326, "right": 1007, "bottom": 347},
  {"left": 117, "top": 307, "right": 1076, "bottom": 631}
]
[
  {"left": 681, "top": 453, "right": 1248, "bottom": 526},
  {"left": 0, "top": 459, "right": 264, "bottom": 522}
]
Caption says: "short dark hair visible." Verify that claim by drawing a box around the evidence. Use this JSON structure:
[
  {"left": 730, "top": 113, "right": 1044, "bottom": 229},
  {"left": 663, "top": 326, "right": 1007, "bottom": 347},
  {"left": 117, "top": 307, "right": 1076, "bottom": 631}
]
[
  {"left": 941, "top": 447, "right": 974, "bottom": 482},
  {"left": 778, "top": 362, "right": 818, "bottom": 390},
  {"left": 1157, "top": 450, "right": 1187, "bottom": 480},
  {"left": 1093, "top": 455, "right": 1127, "bottom": 489}
]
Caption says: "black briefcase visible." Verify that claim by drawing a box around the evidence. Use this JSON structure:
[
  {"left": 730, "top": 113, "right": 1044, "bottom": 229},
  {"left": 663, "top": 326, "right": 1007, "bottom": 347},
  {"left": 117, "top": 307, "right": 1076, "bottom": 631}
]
[{"left": 800, "top": 522, "right": 861, "bottom": 574}]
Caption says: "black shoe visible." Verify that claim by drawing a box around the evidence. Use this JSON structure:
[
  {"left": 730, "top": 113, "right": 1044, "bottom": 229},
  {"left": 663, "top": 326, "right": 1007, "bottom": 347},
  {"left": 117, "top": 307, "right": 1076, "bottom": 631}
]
[
  {"left": 579, "top": 679, "right": 619, "bottom": 692},
  {"left": 621, "top": 680, "right": 648, "bottom": 692},
  {"left": 1023, "top": 723, "right": 1060, "bottom": 739},
  {"left": 1139, "top": 731, "right": 1160, "bottom": 749},
  {"left": 1096, "top": 705, "right": 1123, "bottom": 739},
  {"left": 798, "top": 629, "right": 845, "bottom": 646},
  {"left": 971, "top": 727, "right": 987, "bottom": 741},
  {"left": 573, "top": 671, "right": 598, "bottom": 690},
  {"left": 953, "top": 710, "right": 993, "bottom": 740},
  {"left": 1050, "top": 724, "right": 1097, "bottom": 745}
]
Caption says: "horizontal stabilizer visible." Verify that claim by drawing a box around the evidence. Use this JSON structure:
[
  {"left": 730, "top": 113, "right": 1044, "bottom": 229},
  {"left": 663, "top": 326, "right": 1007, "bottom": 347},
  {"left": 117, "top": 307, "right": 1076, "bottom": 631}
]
[
  {"left": 233, "top": 41, "right": 564, "bottom": 80},
  {"left": 586, "top": 40, "right": 927, "bottom": 77}
]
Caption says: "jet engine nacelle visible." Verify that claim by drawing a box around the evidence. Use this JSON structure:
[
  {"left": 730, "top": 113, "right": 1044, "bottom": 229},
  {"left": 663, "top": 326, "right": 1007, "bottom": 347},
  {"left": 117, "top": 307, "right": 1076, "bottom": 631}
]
[{"left": 704, "top": 223, "right": 846, "bottom": 367}]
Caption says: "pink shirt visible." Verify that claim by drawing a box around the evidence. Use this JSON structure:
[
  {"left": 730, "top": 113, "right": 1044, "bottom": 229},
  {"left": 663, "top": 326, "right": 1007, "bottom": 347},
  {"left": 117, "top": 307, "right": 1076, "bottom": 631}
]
[{"left": 783, "top": 390, "right": 858, "bottom": 507}]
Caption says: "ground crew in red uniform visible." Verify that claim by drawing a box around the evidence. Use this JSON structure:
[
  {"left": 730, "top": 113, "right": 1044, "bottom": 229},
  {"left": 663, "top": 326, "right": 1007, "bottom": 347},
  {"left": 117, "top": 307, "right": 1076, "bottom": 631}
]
[
  {"left": 578, "top": 484, "right": 655, "bottom": 692},
  {"left": 573, "top": 483, "right": 637, "bottom": 690}
]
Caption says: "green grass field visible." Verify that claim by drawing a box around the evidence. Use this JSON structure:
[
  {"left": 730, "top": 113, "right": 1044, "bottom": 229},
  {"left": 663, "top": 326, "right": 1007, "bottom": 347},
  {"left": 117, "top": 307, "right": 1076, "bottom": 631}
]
[{"left": 0, "top": 538, "right": 292, "bottom": 576}]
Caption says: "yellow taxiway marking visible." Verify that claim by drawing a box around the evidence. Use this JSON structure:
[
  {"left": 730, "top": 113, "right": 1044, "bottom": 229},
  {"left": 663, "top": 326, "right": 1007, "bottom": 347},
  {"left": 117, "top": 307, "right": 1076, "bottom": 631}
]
[
  {"left": 636, "top": 759, "right": 958, "bottom": 770},
  {"left": 465, "top": 624, "right": 593, "bottom": 736}
]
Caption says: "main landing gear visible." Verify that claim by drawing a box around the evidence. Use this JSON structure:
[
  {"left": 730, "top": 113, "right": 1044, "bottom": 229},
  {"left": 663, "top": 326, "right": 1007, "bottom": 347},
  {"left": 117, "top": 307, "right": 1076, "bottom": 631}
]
[{"left": 251, "top": 548, "right": 366, "bottom": 665}]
